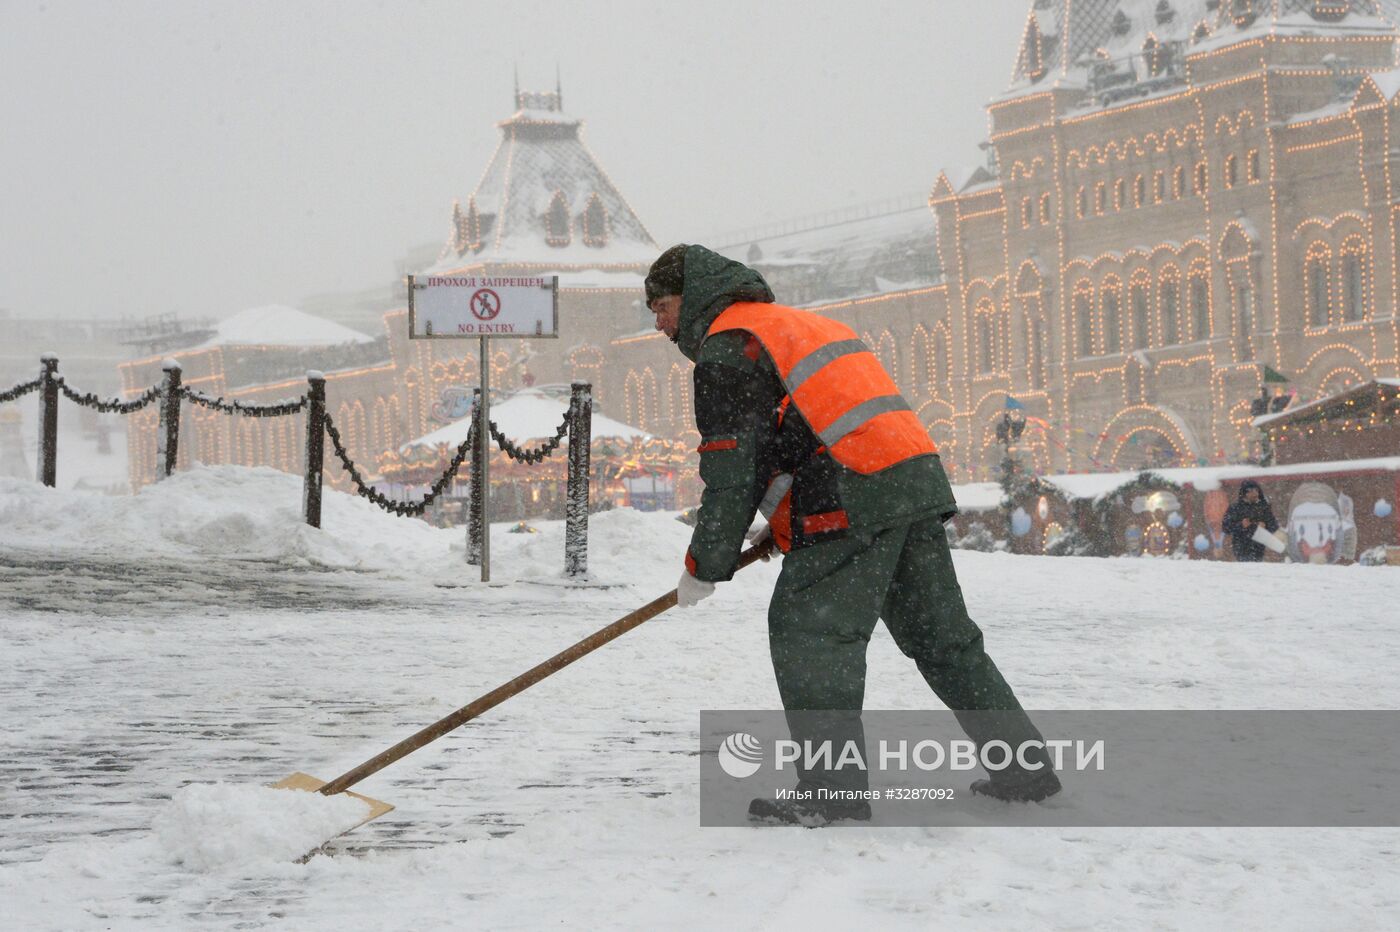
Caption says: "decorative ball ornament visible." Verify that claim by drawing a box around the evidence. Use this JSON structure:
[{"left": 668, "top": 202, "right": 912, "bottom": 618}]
[
  {"left": 1167, "top": 511, "right": 1185, "bottom": 529},
  {"left": 1011, "top": 507, "right": 1032, "bottom": 537},
  {"left": 1376, "top": 499, "right": 1394, "bottom": 519},
  {"left": 1194, "top": 533, "right": 1210, "bottom": 552}
]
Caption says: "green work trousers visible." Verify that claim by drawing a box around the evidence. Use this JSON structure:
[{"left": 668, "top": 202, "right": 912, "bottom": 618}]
[{"left": 768, "top": 514, "right": 1047, "bottom": 792}]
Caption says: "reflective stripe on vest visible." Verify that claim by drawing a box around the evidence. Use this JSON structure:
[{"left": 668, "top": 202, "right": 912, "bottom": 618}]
[{"left": 705, "top": 302, "right": 937, "bottom": 474}]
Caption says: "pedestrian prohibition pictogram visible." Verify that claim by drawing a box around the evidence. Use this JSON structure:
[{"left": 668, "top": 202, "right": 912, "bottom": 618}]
[{"left": 470, "top": 289, "right": 501, "bottom": 321}]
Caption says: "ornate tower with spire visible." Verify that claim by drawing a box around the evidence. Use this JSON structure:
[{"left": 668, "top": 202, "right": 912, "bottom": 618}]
[{"left": 430, "top": 82, "right": 657, "bottom": 277}]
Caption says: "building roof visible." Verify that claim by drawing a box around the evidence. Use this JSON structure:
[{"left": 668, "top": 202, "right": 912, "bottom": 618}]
[
  {"left": 427, "top": 87, "right": 657, "bottom": 277},
  {"left": 1007, "top": 1, "right": 1400, "bottom": 101},
  {"left": 195, "top": 305, "right": 375, "bottom": 349},
  {"left": 713, "top": 200, "right": 940, "bottom": 307},
  {"left": 1253, "top": 379, "right": 1400, "bottom": 428}
]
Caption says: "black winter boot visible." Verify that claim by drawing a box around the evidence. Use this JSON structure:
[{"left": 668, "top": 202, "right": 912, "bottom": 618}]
[
  {"left": 969, "top": 769, "right": 1062, "bottom": 803},
  {"left": 747, "top": 796, "right": 872, "bottom": 827}
]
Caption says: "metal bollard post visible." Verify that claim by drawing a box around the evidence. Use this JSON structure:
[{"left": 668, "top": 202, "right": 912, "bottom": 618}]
[
  {"left": 466, "top": 389, "right": 483, "bottom": 565},
  {"left": 157, "top": 360, "right": 182, "bottom": 480},
  {"left": 565, "top": 381, "right": 592, "bottom": 577},
  {"left": 303, "top": 371, "right": 326, "bottom": 528},
  {"left": 38, "top": 355, "right": 59, "bottom": 488}
]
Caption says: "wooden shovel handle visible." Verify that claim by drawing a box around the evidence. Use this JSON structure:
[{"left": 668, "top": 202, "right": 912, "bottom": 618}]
[{"left": 318, "top": 540, "right": 775, "bottom": 796}]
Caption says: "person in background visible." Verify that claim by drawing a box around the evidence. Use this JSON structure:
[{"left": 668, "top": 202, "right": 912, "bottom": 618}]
[{"left": 1222, "top": 480, "right": 1279, "bottom": 562}]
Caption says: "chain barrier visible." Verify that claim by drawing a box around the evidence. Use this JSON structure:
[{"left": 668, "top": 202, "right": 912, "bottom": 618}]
[
  {"left": 488, "top": 415, "right": 570, "bottom": 465},
  {"left": 324, "top": 410, "right": 476, "bottom": 517},
  {"left": 56, "top": 378, "right": 163, "bottom": 415},
  {"left": 0, "top": 376, "right": 43, "bottom": 405},
  {"left": 178, "top": 386, "right": 308, "bottom": 417}
]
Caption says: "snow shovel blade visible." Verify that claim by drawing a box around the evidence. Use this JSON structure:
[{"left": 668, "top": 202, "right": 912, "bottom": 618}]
[{"left": 270, "top": 771, "right": 394, "bottom": 855}]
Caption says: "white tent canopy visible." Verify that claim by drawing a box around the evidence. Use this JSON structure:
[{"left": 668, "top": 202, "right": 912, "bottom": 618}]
[{"left": 403, "top": 385, "right": 650, "bottom": 451}]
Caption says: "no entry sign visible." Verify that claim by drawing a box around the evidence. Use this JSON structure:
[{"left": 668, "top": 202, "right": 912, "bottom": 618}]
[{"left": 408, "top": 275, "right": 559, "bottom": 339}]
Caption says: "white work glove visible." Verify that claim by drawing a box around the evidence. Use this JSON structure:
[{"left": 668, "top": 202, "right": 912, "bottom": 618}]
[
  {"left": 746, "top": 523, "right": 774, "bottom": 561},
  {"left": 676, "top": 570, "right": 716, "bottom": 608}
]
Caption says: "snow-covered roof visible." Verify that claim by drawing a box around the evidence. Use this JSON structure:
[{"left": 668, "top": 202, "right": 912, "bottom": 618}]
[
  {"left": 555, "top": 270, "right": 645, "bottom": 291},
  {"left": 1007, "top": 1, "right": 1400, "bottom": 101},
  {"left": 715, "top": 205, "right": 939, "bottom": 307},
  {"left": 403, "top": 385, "right": 649, "bottom": 451},
  {"left": 1041, "top": 455, "right": 1400, "bottom": 501},
  {"left": 1253, "top": 378, "right": 1400, "bottom": 427},
  {"left": 196, "top": 305, "right": 374, "bottom": 349},
  {"left": 427, "top": 88, "right": 657, "bottom": 275},
  {"left": 950, "top": 482, "right": 1005, "bottom": 512}
]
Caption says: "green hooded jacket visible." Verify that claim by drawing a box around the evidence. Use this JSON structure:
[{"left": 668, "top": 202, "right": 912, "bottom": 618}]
[{"left": 674, "top": 245, "right": 959, "bottom": 582}]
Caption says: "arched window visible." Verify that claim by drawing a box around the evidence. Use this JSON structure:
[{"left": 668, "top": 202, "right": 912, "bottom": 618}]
[
  {"left": 545, "top": 191, "right": 571, "bottom": 247},
  {"left": 1130, "top": 276, "right": 1151, "bottom": 349},
  {"left": 1074, "top": 282, "right": 1095, "bottom": 357},
  {"left": 1153, "top": 170, "right": 1166, "bottom": 203},
  {"left": 1305, "top": 243, "right": 1330, "bottom": 328},
  {"left": 975, "top": 301, "right": 996, "bottom": 374},
  {"left": 933, "top": 327, "right": 951, "bottom": 395},
  {"left": 1159, "top": 268, "right": 1181, "bottom": 345},
  {"left": 1021, "top": 197, "right": 1033, "bottom": 229},
  {"left": 1030, "top": 317, "right": 1048, "bottom": 389},
  {"left": 1247, "top": 149, "right": 1261, "bottom": 183},
  {"left": 1224, "top": 154, "right": 1238, "bottom": 189},
  {"left": 1194, "top": 162, "right": 1208, "bottom": 196},
  {"left": 1189, "top": 268, "right": 1211, "bottom": 341},
  {"left": 1095, "top": 182, "right": 1106, "bottom": 214},
  {"left": 911, "top": 325, "right": 934, "bottom": 395},
  {"left": 1114, "top": 178, "right": 1127, "bottom": 211},
  {"left": 1101, "top": 278, "right": 1123, "bottom": 354},
  {"left": 668, "top": 364, "right": 692, "bottom": 428},
  {"left": 582, "top": 193, "right": 608, "bottom": 248},
  {"left": 1340, "top": 237, "right": 1367, "bottom": 322},
  {"left": 1173, "top": 165, "right": 1186, "bottom": 199},
  {"left": 1232, "top": 275, "right": 1252, "bottom": 345},
  {"left": 1076, "top": 187, "right": 1088, "bottom": 219},
  {"left": 1039, "top": 192, "right": 1052, "bottom": 225},
  {"left": 1144, "top": 35, "right": 1166, "bottom": 76},
  {"left": 1134, "top": 175, "right": 1146, "bottom": 209}
]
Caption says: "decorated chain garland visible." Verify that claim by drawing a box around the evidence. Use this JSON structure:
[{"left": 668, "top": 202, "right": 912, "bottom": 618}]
[
  {"left": 178, "top": 386, "right": 308, "bottom": 417},
  {"left": 0, "top": 376, "right": 43, "bottom": 405},
  {"left": 488, "top": 414, "right": 570, "bottom": 465},
  {"left": 324, "top": 410, "right": 475, "bottom": 517},
  {"left": 56, "top": 378, "right": 163, "bottom": 414}
]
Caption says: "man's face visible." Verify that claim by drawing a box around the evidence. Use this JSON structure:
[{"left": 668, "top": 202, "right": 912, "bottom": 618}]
[
  {"left": 649, "top": 294, "right": 682, "bottom": 342},
  {"left": 1244, "top": 488, "right": 1260, "bottom": 503}
]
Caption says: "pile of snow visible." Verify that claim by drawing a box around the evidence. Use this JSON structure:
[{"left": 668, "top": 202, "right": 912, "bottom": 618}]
[
  {"left": 0, "top": 464, "right": 701, "bottom": 587},
  {"left": 196, "top": 305, "right": 374, "bottom": 349},
  {"left": 153, "top": 783, "right": 369, "bottom": 871},
  {"left": 0, "top": 466, "right": 452, "bottom": 571}
]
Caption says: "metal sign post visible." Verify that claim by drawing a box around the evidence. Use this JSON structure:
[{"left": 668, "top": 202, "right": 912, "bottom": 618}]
[
  {"left": 478, "top": 334, "right": 490, "bottom": 582},
  {"left": 408, "top": 273, "right": 558, "bottom": 580}
]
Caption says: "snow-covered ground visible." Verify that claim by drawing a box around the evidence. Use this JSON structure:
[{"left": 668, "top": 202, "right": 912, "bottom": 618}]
[{"left": 2, "top": 468, "right": 1399, "bottom": 930}]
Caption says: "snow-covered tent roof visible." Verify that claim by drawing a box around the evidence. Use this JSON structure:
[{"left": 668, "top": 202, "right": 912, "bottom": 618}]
[
  {"left": 402, "top": 385, "right": 649, "bottom": 451},
  {"left": 1008, "top": 0, "right": 1400, "bottom": 97},
  {"left": 196, "top": 305, "right": 374, "bottom": 349},
  {"left": 1040, "top": 455, "right": 1400, "bottom": 501},
  {"left": 428, "top": 86, "right": 657, "bottom": 275}
]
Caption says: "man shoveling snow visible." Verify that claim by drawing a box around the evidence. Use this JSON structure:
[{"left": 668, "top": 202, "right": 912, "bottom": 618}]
[{"left": 645, "top": 244, "right": 1061, "bottom": 824}]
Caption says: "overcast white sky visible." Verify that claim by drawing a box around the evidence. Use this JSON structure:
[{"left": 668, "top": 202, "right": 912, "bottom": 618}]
[{"left": 0, "top": 1, "right": 1028, "bottom": 323}]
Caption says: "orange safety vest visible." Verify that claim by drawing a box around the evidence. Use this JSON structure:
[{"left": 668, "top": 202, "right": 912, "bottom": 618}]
[{"left": 704, "top": 302, "right": 937, "bottom": 550}]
